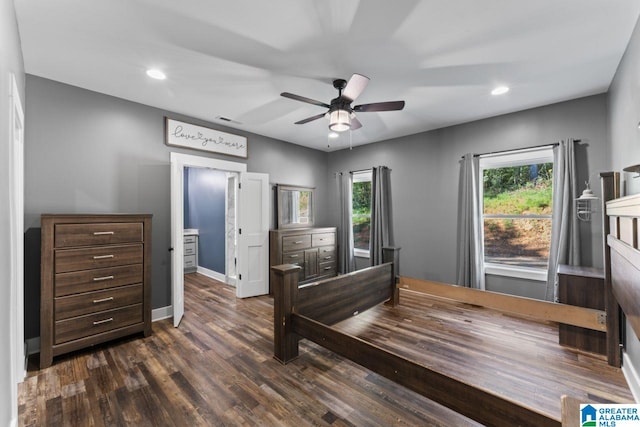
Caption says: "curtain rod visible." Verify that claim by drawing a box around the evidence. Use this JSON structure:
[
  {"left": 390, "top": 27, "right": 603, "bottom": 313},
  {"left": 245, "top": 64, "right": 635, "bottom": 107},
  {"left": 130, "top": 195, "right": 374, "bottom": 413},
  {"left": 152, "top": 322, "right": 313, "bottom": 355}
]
[
  {"left": 461, "top": 140, "right": 579, "bottom": 159},
  {"left": 333, "top": 167, "right": 392, "bottom": 176}
]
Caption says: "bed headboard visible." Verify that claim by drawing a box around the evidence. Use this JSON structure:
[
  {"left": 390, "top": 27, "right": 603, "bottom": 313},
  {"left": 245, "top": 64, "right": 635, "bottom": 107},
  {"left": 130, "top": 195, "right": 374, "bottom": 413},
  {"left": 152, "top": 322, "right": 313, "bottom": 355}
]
[{"left": 606, "top": 193, "right": 640, "bottom": 345}]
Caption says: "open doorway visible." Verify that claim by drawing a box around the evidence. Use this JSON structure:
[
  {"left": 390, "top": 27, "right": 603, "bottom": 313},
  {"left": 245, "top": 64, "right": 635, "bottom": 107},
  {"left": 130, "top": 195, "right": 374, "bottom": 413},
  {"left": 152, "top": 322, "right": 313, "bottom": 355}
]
[
  {"left": 170, "top": 152, "right": 269, "bottom": 327},
  {"left": 183, "top": 167, "right": 239, "bottom": 286}
]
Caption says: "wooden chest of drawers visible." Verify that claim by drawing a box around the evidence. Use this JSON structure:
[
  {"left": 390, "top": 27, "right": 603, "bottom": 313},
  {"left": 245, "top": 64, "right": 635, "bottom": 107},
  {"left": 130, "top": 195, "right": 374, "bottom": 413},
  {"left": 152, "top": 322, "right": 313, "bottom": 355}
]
[
  {"left": 183, "top": 232, "right": 198, "bottom": 273},
  {"left": 269, "top": 227, "right": 337, "bottom": 291},
  {"left": 40, "top": 214, "right": 152, "bottom": 368}
]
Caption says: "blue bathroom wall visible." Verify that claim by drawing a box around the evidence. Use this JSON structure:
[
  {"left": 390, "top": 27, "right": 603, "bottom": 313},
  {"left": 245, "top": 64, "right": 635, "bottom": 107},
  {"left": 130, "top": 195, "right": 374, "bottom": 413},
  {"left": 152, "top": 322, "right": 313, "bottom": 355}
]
[{"left": 184, "top": 167, "right": 226, "bottom": 273}]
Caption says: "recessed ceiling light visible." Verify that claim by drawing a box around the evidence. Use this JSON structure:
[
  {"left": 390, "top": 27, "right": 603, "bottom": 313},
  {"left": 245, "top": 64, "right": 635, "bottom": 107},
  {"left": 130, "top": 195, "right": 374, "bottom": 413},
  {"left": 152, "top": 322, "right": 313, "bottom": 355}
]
[
  {"left": 328, "top": 132, "right": 339, "bottom": 139},
  {"left": 491, "top": 86, "right": 509, "bottom": 96},
  {"left": 146, "top": 69, "right": 166, "bottom": 80}
]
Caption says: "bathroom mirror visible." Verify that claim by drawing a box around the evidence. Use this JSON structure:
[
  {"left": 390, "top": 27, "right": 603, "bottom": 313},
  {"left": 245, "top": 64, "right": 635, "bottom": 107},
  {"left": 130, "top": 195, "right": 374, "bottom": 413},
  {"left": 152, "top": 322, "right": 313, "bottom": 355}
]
[{"left": 277, "top": 185, "right": 314, "bottom": 229}]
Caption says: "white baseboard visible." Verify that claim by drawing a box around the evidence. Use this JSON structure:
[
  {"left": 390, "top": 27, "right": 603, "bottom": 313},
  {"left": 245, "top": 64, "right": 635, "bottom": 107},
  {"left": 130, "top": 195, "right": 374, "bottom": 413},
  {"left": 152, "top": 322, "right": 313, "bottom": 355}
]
[
  {"left": 10, "top": 416, "right": 17, "bottom": 427},
  {"left": 197, "top": 266, "right": 226, "bottom": 283},
  {"left": 623, "top": 351, "right": 640, "bottom": 403},
  {"left": 26, "top": 337, "right": 40, "bottom": 356},
  {"left": 152, "top": 305, "right": 173, "bottom": 321}
]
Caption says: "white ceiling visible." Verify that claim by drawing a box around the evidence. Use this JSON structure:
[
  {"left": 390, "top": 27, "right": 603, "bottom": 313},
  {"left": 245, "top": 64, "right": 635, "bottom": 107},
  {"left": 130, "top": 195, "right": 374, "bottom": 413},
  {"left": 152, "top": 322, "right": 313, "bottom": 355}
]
[{"left": 15, "top": 0, "right": 640, "bottom": 152}]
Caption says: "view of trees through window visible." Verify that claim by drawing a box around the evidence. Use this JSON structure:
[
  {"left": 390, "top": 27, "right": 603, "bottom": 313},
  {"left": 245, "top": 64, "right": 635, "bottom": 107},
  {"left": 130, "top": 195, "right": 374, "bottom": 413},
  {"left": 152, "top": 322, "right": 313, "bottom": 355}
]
[
  {"left": 483, "top": 162, "right": 553, "bottom": 268},
  {"left": 352, "top": 179, "right": 371, "bottom": 251}
]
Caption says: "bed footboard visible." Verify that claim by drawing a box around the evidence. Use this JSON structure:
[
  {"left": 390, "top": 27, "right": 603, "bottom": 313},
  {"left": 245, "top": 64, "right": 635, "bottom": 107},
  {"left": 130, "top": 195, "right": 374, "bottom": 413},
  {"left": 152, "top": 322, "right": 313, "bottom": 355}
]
[{"left": 272, "top": 247, "right": 400, "bottom": 364}]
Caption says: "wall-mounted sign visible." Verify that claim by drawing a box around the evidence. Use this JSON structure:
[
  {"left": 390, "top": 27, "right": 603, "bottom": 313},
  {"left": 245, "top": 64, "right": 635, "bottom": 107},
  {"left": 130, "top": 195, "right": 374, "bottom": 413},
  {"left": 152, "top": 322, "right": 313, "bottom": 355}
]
[{"left": 165, "top": 118, "right": 248, "bottom": 158}]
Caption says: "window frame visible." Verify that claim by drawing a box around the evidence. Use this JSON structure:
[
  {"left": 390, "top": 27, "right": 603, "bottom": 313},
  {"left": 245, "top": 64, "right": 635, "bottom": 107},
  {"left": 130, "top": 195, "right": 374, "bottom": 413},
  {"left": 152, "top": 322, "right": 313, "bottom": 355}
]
[
  {"left": 479, "top": 147, "right": 554, "bottom": 281},
  {"left": 352, "top": 170, "right": 372, "bottom": 259}
]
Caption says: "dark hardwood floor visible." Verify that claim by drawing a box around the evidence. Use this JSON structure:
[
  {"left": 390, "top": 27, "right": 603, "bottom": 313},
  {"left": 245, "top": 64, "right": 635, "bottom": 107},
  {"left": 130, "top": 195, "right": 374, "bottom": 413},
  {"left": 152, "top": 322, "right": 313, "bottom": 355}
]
[{"left": 19, "top": 273, "right": 632, "bottom": 426}]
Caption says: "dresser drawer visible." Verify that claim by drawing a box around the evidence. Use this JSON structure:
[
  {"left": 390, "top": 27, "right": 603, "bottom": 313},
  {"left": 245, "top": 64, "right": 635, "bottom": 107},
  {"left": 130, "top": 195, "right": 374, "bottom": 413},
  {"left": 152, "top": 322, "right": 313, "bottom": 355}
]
[
  {"left": 55, "top": 304, "right": 143, "bottom": 345},
  {"left": 55, "top": 264, "right": 143, "bottom": 297},
  {"left": 317, "top": 246, "right": 336, "bottom": 262},
  {"left": 184, "top": 255, "right": 196, "bottom": 269},
  {"left": 319, "top": 261, "right": 337, "bottom": 276},
  {"left": 184, "top": 235, "right": 197, "bottom": 244},
  {"left": 55, "top": 222, "right": 143, "bottom": 248},
  {"left": 184, "top": 242, "right": 196, "bottom": 256},
  {"left": 55, "top": 244, "right": 143, "bottom": 273},
  {"left": 282, "top": 250, "right": 305, "bottom": 264},
  {"left": 282, "top": 234, "right": 311, "bottom": 252},
  {"left": 312, "top": 233, "right": 335, "bottom": 247},
  {"left": 55, "top": 284, "right": 143, "bottom": 320}
]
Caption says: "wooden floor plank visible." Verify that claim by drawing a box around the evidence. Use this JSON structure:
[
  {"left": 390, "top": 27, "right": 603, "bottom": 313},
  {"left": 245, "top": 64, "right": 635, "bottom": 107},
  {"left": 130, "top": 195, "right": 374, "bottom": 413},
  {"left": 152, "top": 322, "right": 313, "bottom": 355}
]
[{"left": 18, "top": 273, "right": 632, "bottom": 426}]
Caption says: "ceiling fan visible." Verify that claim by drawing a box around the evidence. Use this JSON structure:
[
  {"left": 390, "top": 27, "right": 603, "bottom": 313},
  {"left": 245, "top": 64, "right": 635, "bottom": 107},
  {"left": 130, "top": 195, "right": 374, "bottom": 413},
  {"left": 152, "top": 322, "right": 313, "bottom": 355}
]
[{"left": 281, "top": 73, "right": 405, "bottom": 133}]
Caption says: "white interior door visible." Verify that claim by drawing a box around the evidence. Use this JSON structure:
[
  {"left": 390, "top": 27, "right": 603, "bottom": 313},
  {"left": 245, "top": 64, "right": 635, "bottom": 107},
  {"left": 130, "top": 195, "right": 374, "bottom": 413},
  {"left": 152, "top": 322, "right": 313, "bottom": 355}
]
[
  {"left": 170, "top": 153, "right": 184, "bottom": 327},
  {"left": 237, "top": 172, "right": 269, "bottom": 298},
  {"left": 226, "top": 173, "right": 238, "bottom": 286}
]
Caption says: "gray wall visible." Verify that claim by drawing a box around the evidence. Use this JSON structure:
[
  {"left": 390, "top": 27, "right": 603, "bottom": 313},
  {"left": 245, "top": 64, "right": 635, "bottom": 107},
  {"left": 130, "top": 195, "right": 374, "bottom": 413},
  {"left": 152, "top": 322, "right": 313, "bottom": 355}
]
[
  {"left": 607, "top": 15, "right": 640, "bottom": 387},
  {"left": 327, "top": 94, "right": 610, "bottom": 295},
  {"left": 24, "top": 75, "right": 330, "bottom": 337},
  {"left": 1, "top": 0, "right": 25, "bottom": 424}
]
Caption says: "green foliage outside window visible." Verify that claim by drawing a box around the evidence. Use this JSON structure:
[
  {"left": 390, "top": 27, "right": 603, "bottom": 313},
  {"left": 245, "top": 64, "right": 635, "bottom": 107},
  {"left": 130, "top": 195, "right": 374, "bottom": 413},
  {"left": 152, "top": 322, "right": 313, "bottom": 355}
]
[
  {"left": 352, "top": 180, "right": 371, "bottom": 251},
  {"left": 482, "top": 162, "right": 553, "bottom": 268}
]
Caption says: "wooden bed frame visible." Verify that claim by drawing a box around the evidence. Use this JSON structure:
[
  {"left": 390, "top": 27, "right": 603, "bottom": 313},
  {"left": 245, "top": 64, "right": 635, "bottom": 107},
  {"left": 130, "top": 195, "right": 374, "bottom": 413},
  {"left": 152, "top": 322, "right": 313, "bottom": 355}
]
[
  {"left": 272, "top": 247, "right": 562, "bottom": 426},
  {"left": 271, "top": 178, "right": 638, "bottom": 426},
  {"left": 605, "top": 192, "right": 640, "bottom": 363}
]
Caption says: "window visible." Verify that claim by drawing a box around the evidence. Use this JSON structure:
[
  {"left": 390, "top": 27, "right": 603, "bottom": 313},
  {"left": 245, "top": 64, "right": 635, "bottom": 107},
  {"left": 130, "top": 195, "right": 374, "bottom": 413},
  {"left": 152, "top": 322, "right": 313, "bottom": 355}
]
[
  {"left": 480, "top": 148, "right": 554, "bottom": 280},
  {"left": 352, "top": 170, "right": 372, "bottom": 257}
]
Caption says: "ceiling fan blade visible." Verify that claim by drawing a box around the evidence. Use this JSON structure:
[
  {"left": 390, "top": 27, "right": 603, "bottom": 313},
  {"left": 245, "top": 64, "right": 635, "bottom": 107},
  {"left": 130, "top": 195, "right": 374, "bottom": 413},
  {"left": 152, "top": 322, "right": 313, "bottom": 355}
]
[
  {"left": 294, "top": 113, "right": 326, "bottom": 125},
  {"left": 350, "top": 115, "right": 363, "bottom": 130},
  {"left": 281, "top": 92, "right": 330, "bottom": 109},
  {"left": 354, "top": 100, "right": 405, "bottom": 112},
  {"left": 341, "top": 74, "right": 370, "bottom": 102}
]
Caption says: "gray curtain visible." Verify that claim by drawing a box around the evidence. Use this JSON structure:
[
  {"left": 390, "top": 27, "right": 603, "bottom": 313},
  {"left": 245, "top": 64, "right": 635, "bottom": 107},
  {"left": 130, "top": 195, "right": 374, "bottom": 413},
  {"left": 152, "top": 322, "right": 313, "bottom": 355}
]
[
  {"left": 545, "top": 139, "right": 581, "bottom": 301},
  {"left": 370, "top": 166, "right": 394, "bottom": 266},
  {"left": 337, "top": 172, "right": 355, "bottom": 273},
  {"left": 455, "top": 154, "right": 485, "bottom": 289}
]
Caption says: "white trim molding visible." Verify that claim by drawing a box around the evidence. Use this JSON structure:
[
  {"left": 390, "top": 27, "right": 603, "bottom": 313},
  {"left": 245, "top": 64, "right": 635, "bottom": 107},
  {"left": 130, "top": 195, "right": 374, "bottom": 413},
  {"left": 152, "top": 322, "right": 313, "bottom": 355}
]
[
  {"left": 152, "top": 306, "right": 173, "bottom": 322},
  {"left": 623, "top": 351, "right": 640, "bottom": 403},
  {"left": 197, "top": 266, "right": 227, "bottom": 283},
  {"left": 484, "top": 263, "right": 547, "bottom": 282}
]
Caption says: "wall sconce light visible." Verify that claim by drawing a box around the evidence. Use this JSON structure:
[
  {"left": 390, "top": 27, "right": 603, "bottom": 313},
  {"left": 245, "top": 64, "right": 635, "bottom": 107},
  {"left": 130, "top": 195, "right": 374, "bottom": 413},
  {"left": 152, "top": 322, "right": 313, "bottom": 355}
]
[{"left": 576, "top": 181, "right": 599, "bottom": 221}]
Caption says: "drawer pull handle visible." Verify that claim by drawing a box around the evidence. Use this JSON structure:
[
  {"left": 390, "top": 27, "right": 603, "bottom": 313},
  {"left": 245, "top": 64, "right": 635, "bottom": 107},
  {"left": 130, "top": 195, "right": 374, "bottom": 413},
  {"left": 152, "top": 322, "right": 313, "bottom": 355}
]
[
  {"left": 93, "top": 275, "right": 114, "bottom": 282},
  {"left": 93, "top": 254, "right": 114, "bottom": 260},
  {"left": 93, "top": 297, "right": 114, "bottom": 304},
  {"left": 294, "top": 241, "right": 303, "bottom": 244},
  {"left": 289, "top": 254, "right": 299, "bottom": 258},
  {"left": 324, "top": 256, "right": 332, "bottom": 260},
  {"left": 93, "top": 231, "right": 115, "bottom": 235},
  {"left": 93, "top": 318, "right": 114, "bottom": 326},
  {"left": 324, "top": 267, "right": 332, "bottom": 271}
]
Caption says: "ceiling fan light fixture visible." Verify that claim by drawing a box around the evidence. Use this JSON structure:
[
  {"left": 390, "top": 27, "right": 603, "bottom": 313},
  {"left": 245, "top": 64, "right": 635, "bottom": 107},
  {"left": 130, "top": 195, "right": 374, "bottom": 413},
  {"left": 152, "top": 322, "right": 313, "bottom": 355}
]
[{"left": 328, "top": 109, "right": 351, "bottom": 132}]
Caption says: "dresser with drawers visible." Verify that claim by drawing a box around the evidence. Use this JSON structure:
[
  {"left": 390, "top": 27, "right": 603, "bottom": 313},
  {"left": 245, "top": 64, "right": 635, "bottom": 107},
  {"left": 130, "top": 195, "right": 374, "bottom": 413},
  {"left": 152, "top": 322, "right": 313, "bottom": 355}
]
[
  {"left": 183, "top": 230, "right": 198, "bottom": 273},
  {"left": 40, "top": 214, "right": 152, "bottom": 368},
  {"left": 269, "top": 227, "right": 337, "bottom": 291}
]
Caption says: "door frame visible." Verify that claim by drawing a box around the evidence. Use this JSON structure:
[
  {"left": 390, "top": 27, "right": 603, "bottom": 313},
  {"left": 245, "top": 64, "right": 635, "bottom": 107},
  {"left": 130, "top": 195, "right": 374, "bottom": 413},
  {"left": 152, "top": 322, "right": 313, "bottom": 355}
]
[
  {"left": 170, "top": 152, "right": 246, "bottom": 326},
  {"left": 225, "top": 172, "right": 238, "bottom": 287},
  {"left": 10, "top": 73, "right": 25, "bottom": 416}
]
